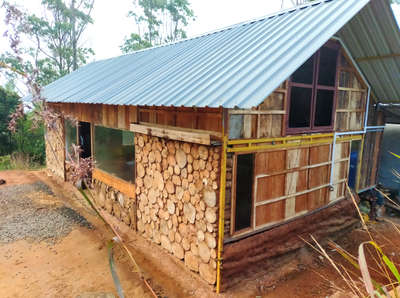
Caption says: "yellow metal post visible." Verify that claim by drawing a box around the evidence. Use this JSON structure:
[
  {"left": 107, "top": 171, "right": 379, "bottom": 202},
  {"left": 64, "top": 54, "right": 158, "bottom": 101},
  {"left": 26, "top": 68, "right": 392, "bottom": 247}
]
[{"left": 216, "top": 135, "right": 227, "bottom": 293}]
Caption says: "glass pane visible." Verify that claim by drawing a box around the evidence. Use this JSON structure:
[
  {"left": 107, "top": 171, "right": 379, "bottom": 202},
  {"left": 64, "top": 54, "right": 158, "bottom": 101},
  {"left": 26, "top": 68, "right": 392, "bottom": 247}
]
[
  {"left": 65, "top": 119, "right": 77, "bottom": 156},
  {"left": 318, "top": 47, "right": 338, "bottom": 86},
  {"left": 94, "top": 126, "right": 135, "bottom": 182},
  {"left": 314, "top": 89, "right": 334, "bottom": 127},
  {"left": 235, "top": 154, "right": 253, "bottom": 231},
  {"left": 289, "top": 87, "right": 312, "bottom": 128},
  {"left": 291, "top": 56, "right": 314, "bottom": 85}
]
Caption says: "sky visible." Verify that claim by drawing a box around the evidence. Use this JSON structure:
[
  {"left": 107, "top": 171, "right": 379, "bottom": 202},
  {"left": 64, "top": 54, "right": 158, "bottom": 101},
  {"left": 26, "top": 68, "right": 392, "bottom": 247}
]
[
  {"left": 85, "top": 0, "right": 292, "bottom": 60},
  {"left": 1, "top": 0, "right": 400, "bottom": 61}
]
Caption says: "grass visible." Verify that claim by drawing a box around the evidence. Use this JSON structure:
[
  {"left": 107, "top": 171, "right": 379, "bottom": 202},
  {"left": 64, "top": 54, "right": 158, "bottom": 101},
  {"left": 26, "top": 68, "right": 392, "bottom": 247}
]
[
  {"left": 307, "top": 185, "right": 400, "bottom": 297},
  {"left": 0, "top": 153, "right": 45, "bottom": 171}
]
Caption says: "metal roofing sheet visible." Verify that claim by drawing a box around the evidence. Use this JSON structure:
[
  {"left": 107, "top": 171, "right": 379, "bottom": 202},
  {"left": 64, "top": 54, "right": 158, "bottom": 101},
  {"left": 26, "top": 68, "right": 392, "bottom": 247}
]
[
  {"left": 337, "top": 0, "right": 400, "bottom": 103},
  {"left": 41, "top": 0, "right": 395, "bottom": 108}
]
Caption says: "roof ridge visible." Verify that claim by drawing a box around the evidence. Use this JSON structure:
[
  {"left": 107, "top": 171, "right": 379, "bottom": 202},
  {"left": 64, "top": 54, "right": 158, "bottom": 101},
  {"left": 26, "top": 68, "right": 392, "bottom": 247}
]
[{"left": 98, "top": 0, "right": 334, "bottom": 61}]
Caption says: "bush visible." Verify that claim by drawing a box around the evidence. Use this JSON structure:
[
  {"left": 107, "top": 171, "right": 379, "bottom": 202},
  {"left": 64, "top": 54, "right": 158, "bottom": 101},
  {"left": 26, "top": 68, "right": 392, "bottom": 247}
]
[{"left": 0, "top": 155, "right": 12, "bottom": 170}]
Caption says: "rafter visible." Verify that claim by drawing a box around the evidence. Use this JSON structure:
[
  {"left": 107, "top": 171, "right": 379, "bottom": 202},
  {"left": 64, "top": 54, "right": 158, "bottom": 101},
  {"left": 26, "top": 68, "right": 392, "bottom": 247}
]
[{"left": 356, "top": 53, "right": 400, "bottom": 62}]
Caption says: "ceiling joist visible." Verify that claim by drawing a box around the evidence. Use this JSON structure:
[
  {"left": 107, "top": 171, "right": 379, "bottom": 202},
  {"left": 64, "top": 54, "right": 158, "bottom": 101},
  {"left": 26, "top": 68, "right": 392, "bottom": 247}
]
[{"left": 356, "top": 53, "right": 400, "bottom": 62}]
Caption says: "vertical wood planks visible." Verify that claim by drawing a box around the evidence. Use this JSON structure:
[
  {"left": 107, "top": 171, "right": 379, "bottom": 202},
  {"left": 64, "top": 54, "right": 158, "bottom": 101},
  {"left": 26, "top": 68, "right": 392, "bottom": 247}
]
[{"left": 251, "top": 143, "right": 333, "bottom": 229}]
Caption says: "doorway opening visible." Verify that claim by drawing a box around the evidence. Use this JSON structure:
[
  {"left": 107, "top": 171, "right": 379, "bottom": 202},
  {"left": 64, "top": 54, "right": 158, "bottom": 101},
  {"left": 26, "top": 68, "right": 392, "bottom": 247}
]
[
  {"left": 348, "top": 140, "right": 361, "bottom": 189},
  {"left": 78, "top": 121, "right": 92, "bottom": 159}
]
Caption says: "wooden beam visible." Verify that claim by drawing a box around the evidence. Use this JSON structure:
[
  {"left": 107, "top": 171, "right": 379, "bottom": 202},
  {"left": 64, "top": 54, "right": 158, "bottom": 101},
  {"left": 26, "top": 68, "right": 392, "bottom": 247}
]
[
  {"left": 228, "top": 110, "right": 285, "bottom": 115},
  {"left": 130, "top": 123, "right": 213, "bottom": 145},
  {"left": 356, "top": 53, "right": 400, "bottom": 62},
  {"left": 93, "top": 168, "right": 135, "bottom": 198}
]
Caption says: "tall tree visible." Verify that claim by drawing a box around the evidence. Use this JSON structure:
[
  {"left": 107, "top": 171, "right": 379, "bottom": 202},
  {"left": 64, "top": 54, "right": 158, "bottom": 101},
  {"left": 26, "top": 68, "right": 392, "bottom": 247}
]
[
  {"left": 28, "top": 0, "right": 95, "bottom": 76},
  {"left": 121, "top": 0, "right": 194, "bottom": 53},
  {"left": 1, "top": 0, "right": 95, "bottom": 88},
  {"left": 0, "top": 86, "right": 20, "bottom": 155}
]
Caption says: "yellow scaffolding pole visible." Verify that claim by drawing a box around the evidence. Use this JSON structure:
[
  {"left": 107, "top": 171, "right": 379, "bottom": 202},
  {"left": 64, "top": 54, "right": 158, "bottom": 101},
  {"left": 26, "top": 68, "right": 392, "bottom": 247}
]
[{"left": 216, "top": 135, "right": 227, "bottom": 294}]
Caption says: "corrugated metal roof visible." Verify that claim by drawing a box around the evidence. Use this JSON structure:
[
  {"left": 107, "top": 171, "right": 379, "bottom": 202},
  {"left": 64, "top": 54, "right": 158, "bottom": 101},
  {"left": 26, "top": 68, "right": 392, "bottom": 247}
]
[
  {"left": 337, "top": 0, "right": 400, "bottom": 103},
  {"left": 40, "top": 0, "right": 397, "bottom": 108}
]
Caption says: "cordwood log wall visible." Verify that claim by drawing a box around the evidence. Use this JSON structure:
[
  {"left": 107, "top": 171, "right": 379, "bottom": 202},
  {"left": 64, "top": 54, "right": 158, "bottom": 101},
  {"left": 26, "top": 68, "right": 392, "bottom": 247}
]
[{"left": 134, "top": 134, "right": 220, "bottom": 285}]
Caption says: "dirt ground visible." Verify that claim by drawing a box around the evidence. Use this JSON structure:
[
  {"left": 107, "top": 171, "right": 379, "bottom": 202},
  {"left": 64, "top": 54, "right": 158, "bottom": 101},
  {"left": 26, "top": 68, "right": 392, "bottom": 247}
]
[{"left": 1, "top": 170, "right": 400, "bottom": 298}]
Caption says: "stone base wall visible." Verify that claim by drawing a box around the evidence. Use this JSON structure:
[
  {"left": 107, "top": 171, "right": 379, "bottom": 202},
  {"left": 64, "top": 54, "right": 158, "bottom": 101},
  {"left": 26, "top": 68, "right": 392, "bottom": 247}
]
[
  {"left": 92, "top": 179, "right": 137, "bottom": 230},
  {"left": 135, "top": 134, "right": 220, "bottom": 285}
]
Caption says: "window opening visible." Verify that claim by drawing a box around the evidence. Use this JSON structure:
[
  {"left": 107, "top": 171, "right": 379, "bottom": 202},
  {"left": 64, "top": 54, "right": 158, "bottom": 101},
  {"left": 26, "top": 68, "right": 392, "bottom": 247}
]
[
  {"left": 288, "top": 43, "right": 339, "bottom": 133},
  {"left": 94, "top": 126, "right": 135, "bottom": 183},
  {"left": 234, "top": 154, "right": 254, "bottom": 232},
  {"left": 289, "top": 87, "right": 312, "bottom": 128}
]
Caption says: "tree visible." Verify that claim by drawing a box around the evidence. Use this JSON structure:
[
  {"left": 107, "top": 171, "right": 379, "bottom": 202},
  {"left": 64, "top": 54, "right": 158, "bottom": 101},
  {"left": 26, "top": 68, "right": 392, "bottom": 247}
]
[
  {"left": 27, "top": 0, "right": 95, "bottom": 75},
  {"left": 0, "top": 86, "right": 20, "bottom": 155},
  {"left": 121, "top": 0, "right": 195, "bottom": 53},
  {"left": 1, "top": 0, "right": 95, "bottom": 88}
]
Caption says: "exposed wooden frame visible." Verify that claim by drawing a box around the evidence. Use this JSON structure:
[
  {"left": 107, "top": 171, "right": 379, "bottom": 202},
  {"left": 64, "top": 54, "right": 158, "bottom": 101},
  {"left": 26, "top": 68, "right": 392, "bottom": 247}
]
[
  {"left": 92, "top": 168, "right": 136, "bottom": 198},
  {"left": 229, "top": 110, "right": 286, "bottom": 115},
  {"left": 130, "top": 122, "right": 220, "bottom": 145},
  {"left": 356, "top": 53, "right": 400, "bottom": 62}
]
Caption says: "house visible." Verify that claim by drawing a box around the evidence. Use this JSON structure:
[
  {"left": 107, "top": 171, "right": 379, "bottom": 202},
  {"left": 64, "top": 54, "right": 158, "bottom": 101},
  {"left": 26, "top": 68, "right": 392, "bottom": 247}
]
[{"left": 38, "top": 0, "right": 400, "bottom": 292}]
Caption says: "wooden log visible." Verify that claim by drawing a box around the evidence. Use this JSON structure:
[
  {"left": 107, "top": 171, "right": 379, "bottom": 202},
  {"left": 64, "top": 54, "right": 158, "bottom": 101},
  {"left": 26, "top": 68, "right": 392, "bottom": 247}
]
[
  {"left": 130, "top": 123, "right": 212, "bottom": 145},
  {"left": 176, "top": 149, "right": 188, "bottom": 168}
]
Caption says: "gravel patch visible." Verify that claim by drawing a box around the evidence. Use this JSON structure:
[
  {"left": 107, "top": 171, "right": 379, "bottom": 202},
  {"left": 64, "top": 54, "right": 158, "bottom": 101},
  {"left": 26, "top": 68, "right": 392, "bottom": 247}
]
[{"left": 0, "top": 181, "right": 92, "bottom": 244}]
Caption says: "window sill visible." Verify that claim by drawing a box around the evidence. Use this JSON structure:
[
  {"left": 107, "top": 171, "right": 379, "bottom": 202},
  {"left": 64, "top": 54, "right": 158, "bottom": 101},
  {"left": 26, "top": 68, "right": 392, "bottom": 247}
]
[
  {"left": 286, "top": 126, "right": 334, "bottom": 135},
  {"left": 92, "top": 168, "right": 136, "bottom": 198}
]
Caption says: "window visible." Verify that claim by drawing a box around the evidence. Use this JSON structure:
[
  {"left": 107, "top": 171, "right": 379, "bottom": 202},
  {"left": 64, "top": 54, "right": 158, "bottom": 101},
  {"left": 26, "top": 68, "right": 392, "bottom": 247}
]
[
  {"left": 233, "top": 154, "right": 254, "bottom": 232},
  {"left": 94, "top": 126, "right": 135, "bottom": 182},
  {"left": 287, "top": 43, "right": 339, "bottom": 133},
  {"left": 65, "top": 119, "right": 77, "bottom": 156}
]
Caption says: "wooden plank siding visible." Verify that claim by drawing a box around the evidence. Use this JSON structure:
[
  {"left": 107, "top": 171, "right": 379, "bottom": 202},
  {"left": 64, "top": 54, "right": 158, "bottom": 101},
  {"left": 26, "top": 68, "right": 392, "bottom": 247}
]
[
  {"left": 48, "top": 103, "right": 222, "bottom": 133},
  {"left": 359, "top": 131, "right": 383, "bottom": 190},
  {"left": 226, "top": 141, "right": 350, "bottom": 238},
  {"left": 228, "top": 81, "right": 287, "bottom": 139},
  {"left": 335, "top": 50, "right": 368, "bottom": 132}
]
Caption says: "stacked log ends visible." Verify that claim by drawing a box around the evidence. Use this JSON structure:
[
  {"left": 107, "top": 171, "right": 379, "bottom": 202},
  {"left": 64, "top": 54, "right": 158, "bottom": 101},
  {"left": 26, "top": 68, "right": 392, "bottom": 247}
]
[
  {"left": 135, "top": 133, "right": 220, "bottom": 285},
  {"left": 92, "top": 179, "right": 136, "bottom": 230}
]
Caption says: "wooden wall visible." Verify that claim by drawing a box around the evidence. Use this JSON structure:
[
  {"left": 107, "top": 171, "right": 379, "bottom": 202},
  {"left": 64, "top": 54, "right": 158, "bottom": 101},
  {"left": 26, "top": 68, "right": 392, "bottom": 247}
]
[
  {"left": 228, "top": 81, "right": 287, "bottom": 139},
  {"left": 359, "top": 131, "right": 383, "bottom": 190},
  {"left": 331, "top": 139, "right": 351, "bottom": 201},
  {"left": 335, "top": 51, "right": 368, "bottom": 132},
  {"left": 48, "top": 103, "right": 222, "bottom": 133},
  {"left": 225, "top": 142, "right": 344, "bottom": 238}
]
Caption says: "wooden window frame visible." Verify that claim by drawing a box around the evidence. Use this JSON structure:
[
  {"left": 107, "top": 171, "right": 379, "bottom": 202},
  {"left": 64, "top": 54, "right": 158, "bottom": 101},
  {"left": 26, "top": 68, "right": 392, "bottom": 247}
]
[{"left": 286, "top": 42, "right": 340, "bottom": 135}]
